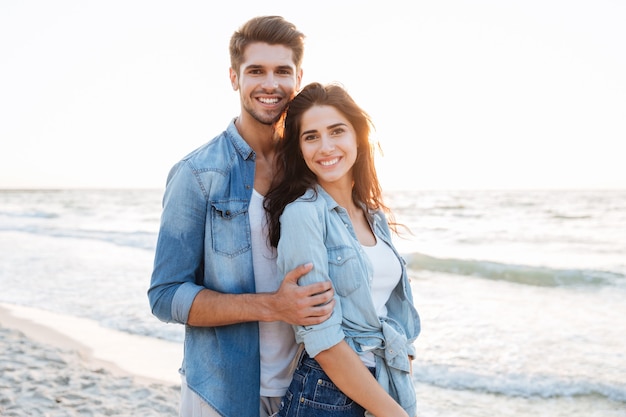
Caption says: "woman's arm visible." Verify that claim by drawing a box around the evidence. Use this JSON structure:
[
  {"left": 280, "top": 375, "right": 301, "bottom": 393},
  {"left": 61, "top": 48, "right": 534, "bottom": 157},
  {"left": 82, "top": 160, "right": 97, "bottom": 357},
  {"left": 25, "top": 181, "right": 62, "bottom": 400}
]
[
  {"left": 278, "top": 199, "right": 408, "bottom": 416},
  {"left": 315, "top": 341, "right": 409, "bottom": 417}
]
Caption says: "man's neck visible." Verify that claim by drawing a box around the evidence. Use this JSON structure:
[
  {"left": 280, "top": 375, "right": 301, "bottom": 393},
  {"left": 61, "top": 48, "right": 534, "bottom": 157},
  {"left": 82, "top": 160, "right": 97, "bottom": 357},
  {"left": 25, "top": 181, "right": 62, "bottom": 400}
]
[
  {"left": 234, "top": 115, "right": 277, "bottom": 158},
  {"left": 235, "top": 115, "right": 278, "bottom": 194}
]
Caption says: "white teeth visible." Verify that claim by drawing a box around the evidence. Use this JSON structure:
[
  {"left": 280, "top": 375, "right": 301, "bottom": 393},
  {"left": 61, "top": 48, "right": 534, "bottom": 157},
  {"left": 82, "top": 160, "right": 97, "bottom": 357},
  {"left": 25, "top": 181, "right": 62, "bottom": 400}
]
[
  {"left": 320, "top": 158, "right": 339, "bottom": 166},
  {"left": 258, "top": 97, "right": 279, "bottom": 104}
]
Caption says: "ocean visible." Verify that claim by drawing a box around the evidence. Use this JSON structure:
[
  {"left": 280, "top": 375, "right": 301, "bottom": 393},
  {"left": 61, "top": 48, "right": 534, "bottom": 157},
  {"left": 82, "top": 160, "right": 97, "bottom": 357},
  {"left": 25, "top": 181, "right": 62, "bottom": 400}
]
[{"left": 1, "top": 188, "right": 624, "bottom": 416}]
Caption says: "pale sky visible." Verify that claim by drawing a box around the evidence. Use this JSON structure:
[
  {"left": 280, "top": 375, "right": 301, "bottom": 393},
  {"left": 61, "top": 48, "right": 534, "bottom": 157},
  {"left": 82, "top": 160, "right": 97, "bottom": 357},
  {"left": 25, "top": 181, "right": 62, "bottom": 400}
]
[{"left": 1, "top": 0, "right": 624, "bottom": 190}]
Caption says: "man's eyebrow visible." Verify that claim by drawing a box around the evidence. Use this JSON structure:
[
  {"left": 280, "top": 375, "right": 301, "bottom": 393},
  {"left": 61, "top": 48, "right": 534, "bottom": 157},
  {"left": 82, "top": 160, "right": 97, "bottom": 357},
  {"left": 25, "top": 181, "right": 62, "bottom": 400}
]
[{"left": 243, "top": 64, "right": 294, "bottom": 71}]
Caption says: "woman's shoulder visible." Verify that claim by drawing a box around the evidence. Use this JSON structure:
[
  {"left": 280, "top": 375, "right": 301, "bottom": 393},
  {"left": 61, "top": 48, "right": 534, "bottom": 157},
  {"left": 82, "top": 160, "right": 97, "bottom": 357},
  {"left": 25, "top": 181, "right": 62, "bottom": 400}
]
[
  {"left": 296, "top": 187, "right": 318, "bottom": 201},
  {"left": 283, "top": 188, "right": 326, "bottom": 215}
]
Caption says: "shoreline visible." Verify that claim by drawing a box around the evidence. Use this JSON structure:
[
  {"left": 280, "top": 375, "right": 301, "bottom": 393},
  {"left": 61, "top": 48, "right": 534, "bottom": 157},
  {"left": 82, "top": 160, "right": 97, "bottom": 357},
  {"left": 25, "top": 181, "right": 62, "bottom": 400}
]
[
  {"left": 0, "top": 302, "right": 182, "bottom": 385},
  {"left": 0, "top": 302, "right": 182, "bottom": 416}
]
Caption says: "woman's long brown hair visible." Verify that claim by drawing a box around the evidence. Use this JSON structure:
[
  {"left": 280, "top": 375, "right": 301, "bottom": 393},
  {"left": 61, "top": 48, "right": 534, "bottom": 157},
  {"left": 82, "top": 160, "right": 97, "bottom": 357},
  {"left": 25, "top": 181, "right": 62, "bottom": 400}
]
[{"left": 264, "top": 82, "right": 399, "bottom": 248}]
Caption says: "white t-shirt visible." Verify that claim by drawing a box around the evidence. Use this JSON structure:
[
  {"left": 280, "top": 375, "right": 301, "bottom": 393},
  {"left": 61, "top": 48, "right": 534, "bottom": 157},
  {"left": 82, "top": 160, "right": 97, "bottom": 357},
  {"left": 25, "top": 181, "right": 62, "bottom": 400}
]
[
  {"left": 360, "top": 238, "right": 402, "bottom": 367},
  {"left": 249, "top": 189, "right": 299, "bottom": 397}
]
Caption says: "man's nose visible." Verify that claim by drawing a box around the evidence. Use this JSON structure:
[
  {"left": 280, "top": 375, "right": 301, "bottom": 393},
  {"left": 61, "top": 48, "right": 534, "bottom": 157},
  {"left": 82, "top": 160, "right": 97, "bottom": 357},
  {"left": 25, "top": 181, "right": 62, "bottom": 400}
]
[{"left": 261, "top": 74, "right": 278, "bottom": 90}]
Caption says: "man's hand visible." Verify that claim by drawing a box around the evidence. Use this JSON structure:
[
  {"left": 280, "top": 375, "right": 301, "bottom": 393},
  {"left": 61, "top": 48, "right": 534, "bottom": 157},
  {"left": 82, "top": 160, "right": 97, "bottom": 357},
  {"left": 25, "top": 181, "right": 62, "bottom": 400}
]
[{"left": 271, "top": 263, "right": 335, "bottom": 326}]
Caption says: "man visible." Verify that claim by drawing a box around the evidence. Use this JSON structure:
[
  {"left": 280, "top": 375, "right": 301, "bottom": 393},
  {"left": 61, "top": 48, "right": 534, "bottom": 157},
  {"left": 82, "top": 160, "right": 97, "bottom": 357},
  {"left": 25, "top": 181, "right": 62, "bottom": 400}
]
[{"left": 148, "top": 16, "right": 335, "bottom": 417}]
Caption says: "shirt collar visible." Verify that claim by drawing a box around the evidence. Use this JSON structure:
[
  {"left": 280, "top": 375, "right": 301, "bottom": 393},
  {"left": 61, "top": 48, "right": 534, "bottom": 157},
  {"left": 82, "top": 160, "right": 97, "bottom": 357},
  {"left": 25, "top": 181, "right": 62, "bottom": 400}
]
[
  {"left": 314, "top": 184, "right": 379, "bottom": 225},
  {"left": 226, "top": 118, "right": 255, "bottom": 160}
]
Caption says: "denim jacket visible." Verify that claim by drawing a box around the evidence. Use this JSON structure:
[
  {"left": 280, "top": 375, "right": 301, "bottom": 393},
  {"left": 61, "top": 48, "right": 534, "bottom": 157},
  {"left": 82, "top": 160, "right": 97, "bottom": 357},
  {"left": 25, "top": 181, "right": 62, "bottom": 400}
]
[
  {"left": 148, "top": 119, "right": 261, "bottom": 416},
  {"left": 276, "top": 186, "right": 421, "bottom": 417}
]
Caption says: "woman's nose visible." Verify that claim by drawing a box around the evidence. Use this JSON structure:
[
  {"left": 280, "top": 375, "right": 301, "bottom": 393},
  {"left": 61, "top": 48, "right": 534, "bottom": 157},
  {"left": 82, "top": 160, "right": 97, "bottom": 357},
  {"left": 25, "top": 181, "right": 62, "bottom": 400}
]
[{"left": 320, "top": 136, "right": 335, "bottom": 153}]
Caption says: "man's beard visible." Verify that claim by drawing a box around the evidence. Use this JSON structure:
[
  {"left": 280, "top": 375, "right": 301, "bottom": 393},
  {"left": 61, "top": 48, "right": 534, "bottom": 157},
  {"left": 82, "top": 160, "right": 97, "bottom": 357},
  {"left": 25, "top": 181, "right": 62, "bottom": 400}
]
[
  {"left": 246, "top": 107, "right": 282, "bottom": 126},
  {"left": 241, "top": 94, "right": 285, "bottom": 126}
]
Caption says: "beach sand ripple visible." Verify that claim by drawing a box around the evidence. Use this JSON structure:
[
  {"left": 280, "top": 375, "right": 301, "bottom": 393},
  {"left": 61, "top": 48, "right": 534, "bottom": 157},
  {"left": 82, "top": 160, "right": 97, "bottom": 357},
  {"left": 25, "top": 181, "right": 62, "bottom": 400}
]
[{"left": 0, "top": 326, "right": 180, "bottom": 416}]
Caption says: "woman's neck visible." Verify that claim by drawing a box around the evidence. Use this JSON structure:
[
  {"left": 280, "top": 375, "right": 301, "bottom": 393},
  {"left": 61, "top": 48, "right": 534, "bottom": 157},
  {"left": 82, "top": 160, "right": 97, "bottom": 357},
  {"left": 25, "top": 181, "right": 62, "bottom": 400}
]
[
  {"left": 319, "top": 180, "right": 355, "bottom": 212},
  {"left": 320, "top": 181, "right": 375, "bottom": 245}
]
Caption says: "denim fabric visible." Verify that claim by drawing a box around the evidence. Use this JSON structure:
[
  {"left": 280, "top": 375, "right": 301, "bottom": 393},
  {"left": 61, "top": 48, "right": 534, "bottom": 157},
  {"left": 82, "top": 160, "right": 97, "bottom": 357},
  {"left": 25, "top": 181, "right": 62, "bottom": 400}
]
[
  {"left": 278, "top": 352, "right": 372, "bottom": 417},
  {"left": 276, "top": 186, "right": 421, "bottom": 416},
  {"left": 148, "top": 119, "right": 262, "bottom": 417}
]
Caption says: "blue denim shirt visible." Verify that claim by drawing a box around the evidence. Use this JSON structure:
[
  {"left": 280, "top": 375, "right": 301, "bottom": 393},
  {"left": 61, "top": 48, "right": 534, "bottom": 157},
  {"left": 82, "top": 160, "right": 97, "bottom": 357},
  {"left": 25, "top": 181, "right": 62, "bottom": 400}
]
[
  {"left": 276, "top": 186, "right": 421, "bottom": 416},
  {"left": 148, "top": 119, "right": 261, "bottom": 416}
]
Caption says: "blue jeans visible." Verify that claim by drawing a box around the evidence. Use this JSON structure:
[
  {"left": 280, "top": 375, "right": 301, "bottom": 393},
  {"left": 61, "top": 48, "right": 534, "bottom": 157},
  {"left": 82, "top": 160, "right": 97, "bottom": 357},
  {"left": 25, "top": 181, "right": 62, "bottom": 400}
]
[{"left": 277, "top": 352, "right": 375, "bottom": 417}]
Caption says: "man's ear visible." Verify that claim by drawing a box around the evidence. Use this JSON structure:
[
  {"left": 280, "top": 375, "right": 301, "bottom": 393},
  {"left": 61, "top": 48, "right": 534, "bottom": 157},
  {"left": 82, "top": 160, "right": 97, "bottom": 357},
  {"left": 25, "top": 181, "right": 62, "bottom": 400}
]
[
  {"left": 295, "top": 68, "right": 303, "bottom": 91},
  {"left": 229, "top": 68, "right": 239, "bottom": 91}
]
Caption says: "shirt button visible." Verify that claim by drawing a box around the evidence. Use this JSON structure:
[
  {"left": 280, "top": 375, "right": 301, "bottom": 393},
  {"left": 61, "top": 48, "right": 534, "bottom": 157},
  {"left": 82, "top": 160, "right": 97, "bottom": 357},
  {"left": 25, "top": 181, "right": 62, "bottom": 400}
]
[{"left": 337, "top": 256, "right": 342, "bottom": 261}]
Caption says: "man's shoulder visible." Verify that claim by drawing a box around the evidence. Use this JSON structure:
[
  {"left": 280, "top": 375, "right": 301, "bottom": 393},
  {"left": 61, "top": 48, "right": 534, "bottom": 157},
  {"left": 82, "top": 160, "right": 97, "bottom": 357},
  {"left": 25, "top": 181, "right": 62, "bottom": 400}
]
[
  {"left": 180, "top": 122, "right": 252, "bottom": 169},
  {"left": 164, "top": 128, "right": 239, "bottom": 188},
  {"left": 182, "top": 132, "right": 234, "bottom": 164}
]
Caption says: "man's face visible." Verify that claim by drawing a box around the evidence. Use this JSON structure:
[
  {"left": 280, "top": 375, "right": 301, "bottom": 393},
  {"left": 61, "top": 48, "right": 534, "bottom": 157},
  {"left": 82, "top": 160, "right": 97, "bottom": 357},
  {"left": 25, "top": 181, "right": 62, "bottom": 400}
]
[{"left": 230, "top": 42, "right": 302, "bottom": 125}]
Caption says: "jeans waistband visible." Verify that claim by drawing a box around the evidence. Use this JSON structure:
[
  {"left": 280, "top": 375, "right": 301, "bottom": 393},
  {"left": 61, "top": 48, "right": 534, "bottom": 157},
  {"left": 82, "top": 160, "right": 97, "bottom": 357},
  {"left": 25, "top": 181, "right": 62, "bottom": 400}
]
[
  {"left": 298, "top": 350, "right": 323, "bottom": 370},
  {"left": 298, "top": 349, "right": 376, "bottom": 374}
]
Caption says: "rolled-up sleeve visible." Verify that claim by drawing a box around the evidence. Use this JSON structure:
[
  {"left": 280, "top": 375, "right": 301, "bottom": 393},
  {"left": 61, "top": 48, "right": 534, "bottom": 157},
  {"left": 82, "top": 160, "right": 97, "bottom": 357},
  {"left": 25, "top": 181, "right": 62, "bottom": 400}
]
[
  {"left": 148, "top": 161, "right": 206, "bottom": 324},
  {"left": 276, "top": 201, "right": 344, "bottom": 357}
]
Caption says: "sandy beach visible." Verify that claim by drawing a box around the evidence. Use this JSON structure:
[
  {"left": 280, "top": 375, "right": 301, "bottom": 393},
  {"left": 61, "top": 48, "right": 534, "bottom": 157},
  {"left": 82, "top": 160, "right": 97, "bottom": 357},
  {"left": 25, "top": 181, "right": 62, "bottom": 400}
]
[{"left": 0, "top": 303, "right": 182, "bottom": 416}]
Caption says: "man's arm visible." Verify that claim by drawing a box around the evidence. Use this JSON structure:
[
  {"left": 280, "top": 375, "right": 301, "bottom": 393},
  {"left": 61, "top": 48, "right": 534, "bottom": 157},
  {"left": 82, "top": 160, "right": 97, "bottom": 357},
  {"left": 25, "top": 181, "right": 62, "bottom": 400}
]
[{"left": 188, "top": 263, "right": 335, "bottom": 327}]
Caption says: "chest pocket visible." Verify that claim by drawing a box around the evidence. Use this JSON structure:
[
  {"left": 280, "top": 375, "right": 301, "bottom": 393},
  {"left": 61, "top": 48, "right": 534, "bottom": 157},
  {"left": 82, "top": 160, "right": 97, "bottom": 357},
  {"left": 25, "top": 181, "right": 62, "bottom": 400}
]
[
  {"left": 210, "top": 200, "right": 250, "bottom": 257},
  {"left": 327, "top": 246, "right": 362, "bottom": 297}
]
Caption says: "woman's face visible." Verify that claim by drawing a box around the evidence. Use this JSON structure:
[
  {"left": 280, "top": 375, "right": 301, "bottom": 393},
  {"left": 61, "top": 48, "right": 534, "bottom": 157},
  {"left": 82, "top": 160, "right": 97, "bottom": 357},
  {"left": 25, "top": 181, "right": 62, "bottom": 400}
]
[{"left": 299, "top": 105, "right": 358, "bottom": 190}]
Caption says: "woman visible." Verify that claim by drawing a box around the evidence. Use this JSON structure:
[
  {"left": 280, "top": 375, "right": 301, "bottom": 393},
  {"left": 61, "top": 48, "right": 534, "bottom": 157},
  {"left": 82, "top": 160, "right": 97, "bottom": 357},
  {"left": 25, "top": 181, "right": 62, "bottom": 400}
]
[{"left": 264, "top": 82, "right": 420, "bottom": 417}]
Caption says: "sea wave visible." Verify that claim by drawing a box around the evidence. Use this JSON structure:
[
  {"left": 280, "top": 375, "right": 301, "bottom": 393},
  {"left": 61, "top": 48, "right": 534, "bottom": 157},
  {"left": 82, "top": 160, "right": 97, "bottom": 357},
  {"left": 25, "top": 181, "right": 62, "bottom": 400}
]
[
  {"left": 404, "top": 252, "right": 624, "bottom": 287},
  {"left": 0, "top": 209, "right": 59, "bottom": 219},
  {"left": 414, "top": 363, "right": 626, "bottom": 402},
  {"left": 0, "top": 224, "right": 157, "bottom": 251}
]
